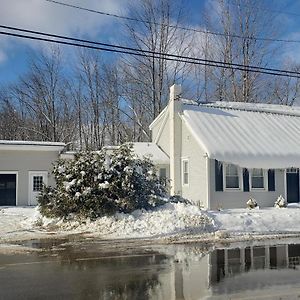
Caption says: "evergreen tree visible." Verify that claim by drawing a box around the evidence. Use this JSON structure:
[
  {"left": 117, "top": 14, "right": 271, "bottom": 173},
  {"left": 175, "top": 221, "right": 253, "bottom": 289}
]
[{"left": 38, "top": 144, "right": 166, "bottom": 219}]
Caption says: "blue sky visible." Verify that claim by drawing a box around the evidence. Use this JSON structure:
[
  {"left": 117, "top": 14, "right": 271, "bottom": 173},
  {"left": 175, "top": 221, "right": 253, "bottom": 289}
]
[{"left": 1, "top": 0, "right": 300, "bottom": 86}]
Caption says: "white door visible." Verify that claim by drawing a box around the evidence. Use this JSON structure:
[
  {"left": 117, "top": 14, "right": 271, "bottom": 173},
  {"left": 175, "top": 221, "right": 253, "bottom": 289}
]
[{"left": 29, "top": 171, "right": 48, "bottom": 205}]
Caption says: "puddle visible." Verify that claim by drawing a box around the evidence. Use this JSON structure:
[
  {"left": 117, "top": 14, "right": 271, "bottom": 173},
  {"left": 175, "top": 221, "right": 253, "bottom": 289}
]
[
  {"left": 2, "top": 238, "right": 300, "bottom": 299},
  {"left": 21, "top": 238, "right": 70, "bottom": 250}
]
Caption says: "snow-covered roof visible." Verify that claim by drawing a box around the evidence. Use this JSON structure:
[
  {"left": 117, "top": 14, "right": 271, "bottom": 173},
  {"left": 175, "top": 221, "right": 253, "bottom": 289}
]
[
  {"left": 0, "top": 140, "right": 65, "bottom": 151},
  {"left": 149, "top": 105, "right": 169, "bottom": 130},
  {"left": 132, "top": 142, "right": 169, "bottom": 164},
  {"left": 206, "top": 101, "right": 300, "bottom": 117},
  {"left": 182, "top": 101, "right": 300, "bottom": 169}
]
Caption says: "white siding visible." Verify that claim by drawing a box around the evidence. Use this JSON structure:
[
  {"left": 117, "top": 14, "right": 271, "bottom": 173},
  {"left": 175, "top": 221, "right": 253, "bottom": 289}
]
[
  {"left": 181, "top": 120, "right": 208, "bottom": 207},
  {"left": 0, "top": 150, "right": 59, "bottom": 205}
]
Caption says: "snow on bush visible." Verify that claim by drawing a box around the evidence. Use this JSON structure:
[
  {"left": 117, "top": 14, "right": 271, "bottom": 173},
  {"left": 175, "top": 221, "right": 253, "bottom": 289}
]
[
  {"left": 274, "top": 195, "right": 287, "bottom": 208},
  {"left": 36, "top": 203, "right": 213, "bottom": 238},
  {"left": 246, "top": 197, "right": 258, "bottom": 209},
  {"left": 38, "top": 144, "right": 167, "bottom": 219}
]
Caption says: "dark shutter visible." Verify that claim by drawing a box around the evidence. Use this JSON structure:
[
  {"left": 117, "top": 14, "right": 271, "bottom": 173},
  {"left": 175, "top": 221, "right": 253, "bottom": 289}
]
[
  {"left": 268, "top": 169, "right": 275, "bottom": 191},
  {"left": 243, "top": 168, "right": 249, "bottom": 192},
  {"left": 215, "top": 160, "right": 223, "bottom": 191}
]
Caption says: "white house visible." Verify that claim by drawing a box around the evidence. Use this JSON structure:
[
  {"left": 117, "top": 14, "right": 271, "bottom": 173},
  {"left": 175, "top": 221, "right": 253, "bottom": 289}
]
[
  {"left": 149, "top": 84, "right": 300, "bottom": 209},
  {"left": 0, "top": 140, "right": 65, "bottom": 206}
]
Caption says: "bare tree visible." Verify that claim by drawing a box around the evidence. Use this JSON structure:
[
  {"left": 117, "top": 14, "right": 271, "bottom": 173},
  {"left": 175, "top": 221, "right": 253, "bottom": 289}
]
[
  {"left": 72, "top": 50, "right": 129, "bottom": 149},
  {"left": 0, "top": 91, "right": 23, "bottom": 140},
  {"left": 270, "top": 63, "right": 300, "bottom": 106},
  {"left": 203, "top": 0, "right": 279, "bottom": 103},
  {"left": 121, "top": 0, "right": 193, "bottom": 140},
  {"left": 12, "top": 47, "right": 77, "bottom": 144}
]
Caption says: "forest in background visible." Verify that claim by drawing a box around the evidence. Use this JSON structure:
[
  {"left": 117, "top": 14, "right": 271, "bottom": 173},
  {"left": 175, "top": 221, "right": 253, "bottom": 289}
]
[{"left": 0, "top": 0, "right": 299, "bottom": 150}]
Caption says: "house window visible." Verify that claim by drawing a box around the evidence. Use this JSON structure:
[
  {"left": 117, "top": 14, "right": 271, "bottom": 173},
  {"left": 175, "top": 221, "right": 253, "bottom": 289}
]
[
  {"left": 33, "top": 176, "right": 44, "bottom": 192},
  {"left": 251, "top": 169, "right": 264, "bottom": 189},
  {"left": 159, "top": 168, "right": 167, "bottom": 179},
  {"left": 182, "top": 159, "right": 189, "bottom": 185},
  {"left": 225, "top": 164, "right": 240, "bottom": 189}
]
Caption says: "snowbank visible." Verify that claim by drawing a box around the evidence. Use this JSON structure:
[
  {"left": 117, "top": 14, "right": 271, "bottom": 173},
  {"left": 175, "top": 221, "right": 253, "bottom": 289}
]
[
  {"left": 0, "top": 206, "right": 45, "bottom": 242},
  {"left": 2, "top": 204, "right": 300, "bottom": 243},
  {"left": 36, "top": 203, "right": 213, "bottom": 238},
  {"left": 211, "top": 203, "right": 300, "bottom": 234}
]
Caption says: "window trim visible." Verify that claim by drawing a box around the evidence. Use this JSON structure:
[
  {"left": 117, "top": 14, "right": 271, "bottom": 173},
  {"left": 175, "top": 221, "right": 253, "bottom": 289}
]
[
  {"left": 182, "top": 158, "right": 189, "bottom": 186},
  {"left": 250, "top": 168, "right": 268, "bottom": 191},
  {"left": 223, "top": 163, "right": 243, "bottom": 191},
  {"left": 28, "top": 171, "right": 48, "bottom": 205}
]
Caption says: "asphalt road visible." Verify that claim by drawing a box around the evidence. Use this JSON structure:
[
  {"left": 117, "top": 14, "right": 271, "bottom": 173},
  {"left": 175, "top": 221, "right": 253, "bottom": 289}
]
[{"left": 0, "top": 239, "right": 171, "bottom": 300}]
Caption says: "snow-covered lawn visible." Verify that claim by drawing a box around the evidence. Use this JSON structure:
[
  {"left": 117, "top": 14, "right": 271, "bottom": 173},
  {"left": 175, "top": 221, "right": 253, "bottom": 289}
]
[
  {"left": 211, "top": 203, "right": 300, "bottom": 234},
  {"left": 1, "top": 203, "right": 300, "bottom": 244},
  {"left": 0, "top": 206, "right": 45, "bottom": 243}
]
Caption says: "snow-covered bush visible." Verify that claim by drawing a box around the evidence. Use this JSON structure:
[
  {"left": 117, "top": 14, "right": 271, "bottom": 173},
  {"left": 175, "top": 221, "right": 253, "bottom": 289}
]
[
  {"left": 274, "top": 195, "right": 287, "bottom": 208},
  {"left": 247, "top": 197, "right": 258, "bottom": 209},
  {"left": 38, "top": 144, "right": 167, "bottom": 219},
  {"left": 169, "top": 195, "right": 191, "bottom": 205}
]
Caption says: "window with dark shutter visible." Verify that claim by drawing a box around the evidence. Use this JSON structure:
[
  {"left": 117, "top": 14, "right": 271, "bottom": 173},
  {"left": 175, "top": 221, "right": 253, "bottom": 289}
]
[
  {"left": 268, "top": 169, "right": 275, "bottom": 191},
  {"left": 215, "top": 160, "right": 223, "bottom": 191},
  {"left": 225, "top": 164, "right": 240, "bottom": 189},
  {"left": 251, "top": 169, "right": 265, "bottom": 189},
  {"left": 243, "top": 168, "right": 249, "bottom": 192}
]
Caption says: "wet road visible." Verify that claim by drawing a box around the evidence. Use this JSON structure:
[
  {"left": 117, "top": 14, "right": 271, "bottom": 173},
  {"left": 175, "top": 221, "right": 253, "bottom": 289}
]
[
  {"left": 0, "top": 239, "right": 172, "bottom": 300},
  {"left": 1, "top": 238, "right": 300, "bottom": 299}
]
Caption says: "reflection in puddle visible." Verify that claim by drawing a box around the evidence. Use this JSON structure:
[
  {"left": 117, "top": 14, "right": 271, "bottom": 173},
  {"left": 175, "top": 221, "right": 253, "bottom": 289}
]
[
  {"left": 2, "top": 239, "right": 300, "bottom": 299},
  {"left": 208, "top": 243, "right": 300, "bottom": 299}
]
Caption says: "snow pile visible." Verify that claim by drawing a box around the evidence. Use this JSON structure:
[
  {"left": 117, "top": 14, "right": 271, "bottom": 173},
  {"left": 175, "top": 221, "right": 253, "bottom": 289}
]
[
  {"left": 0, "top": 206, "right": 45, "bottom": 242},
  {"left": 36, "top": 203, "right": 213, "bottom": 238},
  {"left": 3, "top": 204, "right": 300, "bottom": 243},
  {"left": 211, "top": 204, "right": 300, "bottom": 234}
]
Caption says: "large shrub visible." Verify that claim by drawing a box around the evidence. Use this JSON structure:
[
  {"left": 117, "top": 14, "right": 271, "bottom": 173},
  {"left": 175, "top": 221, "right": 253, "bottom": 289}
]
[{"left": 38, "top": 144, "right": 167, "bottom": 219}]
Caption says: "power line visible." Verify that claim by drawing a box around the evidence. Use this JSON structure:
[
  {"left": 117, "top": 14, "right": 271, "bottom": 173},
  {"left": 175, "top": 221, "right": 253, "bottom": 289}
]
[
  {"left": 1, "top": 24, "right": 300, "bottom": 77},
  {"left": 45, "top": 0, "right": 300, "bottom": 45},
  {"left": 1, "top": 27, "right": 300, "bottom": 79},
  {"left": 1, "top": 27, "right": 299, "bottom": 78}
]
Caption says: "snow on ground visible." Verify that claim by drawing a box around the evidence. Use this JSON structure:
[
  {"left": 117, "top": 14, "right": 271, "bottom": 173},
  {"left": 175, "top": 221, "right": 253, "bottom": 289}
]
[
  {"left": 36, "top": 203, "right": 213, "bottom": 239},
  {"left": 0, "top": 206, "right": 46, "bottom": 243},
  {"left": 2, "top": 203, "right": 300, "bottom": 243},
  {"left": 211, "top": 204, "right": 300, "bottom": 235}
]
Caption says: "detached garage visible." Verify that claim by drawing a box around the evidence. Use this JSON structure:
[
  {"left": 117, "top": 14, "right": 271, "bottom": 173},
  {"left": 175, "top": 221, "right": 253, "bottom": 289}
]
[{"left": 0, "top": 140, "right": 65, "bottom": 206}]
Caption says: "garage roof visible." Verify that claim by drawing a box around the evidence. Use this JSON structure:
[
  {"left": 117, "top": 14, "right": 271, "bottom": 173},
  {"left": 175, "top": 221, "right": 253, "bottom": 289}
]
[
  {"left": 0, "top": 140, "right": 65, "bottom": 151},
  {"left": 131, "top": 142, "right": 169, "bottom": 164}
]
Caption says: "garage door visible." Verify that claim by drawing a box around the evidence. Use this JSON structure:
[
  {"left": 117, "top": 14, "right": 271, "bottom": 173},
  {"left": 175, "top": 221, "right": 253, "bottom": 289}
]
[{"left": 0, "top": 174, "right": 16, "bottom": 206}]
